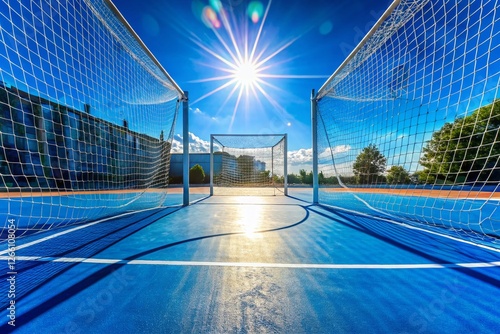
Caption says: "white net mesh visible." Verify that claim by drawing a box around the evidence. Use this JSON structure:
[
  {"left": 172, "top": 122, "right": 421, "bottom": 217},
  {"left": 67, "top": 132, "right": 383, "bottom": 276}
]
[
  {"left": 211, "top": 135, "right": 287, "bottom": 196},
  {"left": 315, "top": 0, "right": 500, "bottom": 244},
  {"left": 0, "top": 0, "right": 182, "bottom": 236}
]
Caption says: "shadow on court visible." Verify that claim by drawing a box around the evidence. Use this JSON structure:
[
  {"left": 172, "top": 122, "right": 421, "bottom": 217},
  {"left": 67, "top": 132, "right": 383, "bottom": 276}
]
[
  {"left": 311, "top": 207, "right": 500, "bottom": 286},
  {"left": 0, "top": 206, "right": 180, "bottom": 332}
]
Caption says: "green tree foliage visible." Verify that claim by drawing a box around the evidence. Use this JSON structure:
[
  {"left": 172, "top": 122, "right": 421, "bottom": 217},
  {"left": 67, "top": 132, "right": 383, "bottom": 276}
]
[
  {"left": 273, "top": 174, "right": 284, "bottom": 185},
  {"left": 340, "top": 175, "right": 358, "bottom": 185},
  {"left": 319, "top": 171, "right": 339, "bottom": 185},
  {"left": 352, "top": 144, "right": 387, "bottom": 184},
  {"left": 259, "top": 170, "right": 271, "bottom": 184},
  {"left": 411, "top": 171, "right": 425, "bottom": 184},
  {"left": 287, "top": 173, "right": 302, "bottom": 184},
  {"left": 419, "top": 100, "right": 500, "bottom": 184},
  {"left": 189, "top": 164, "right": 205, "bottom": 184},
  {"left": 299, "top": 169, "right": 313, "bottom": 184},
  {"left": 287, "top": 170, "right": 314, "bottom": 185},
  {"left": 386, "top": 165, "right": 411, "bottom": 184},
  {"left": 299, "top": 169, "right": 307, "bottom": 182}
]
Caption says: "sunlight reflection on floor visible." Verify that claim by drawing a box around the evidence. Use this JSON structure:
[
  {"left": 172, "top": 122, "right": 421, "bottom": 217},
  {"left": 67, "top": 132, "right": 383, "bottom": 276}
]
[{"left": 237, "top": 204, "right": 263, "bottom": 238}]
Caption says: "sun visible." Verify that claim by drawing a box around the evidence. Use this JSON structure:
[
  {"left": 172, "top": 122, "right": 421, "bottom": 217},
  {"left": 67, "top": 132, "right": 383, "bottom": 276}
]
[
  {"left": 188, "top": 0, "right": 327, "bottom": 129},
  {"left": 233, "top": 60, "right": 259, "bottom": 87}
]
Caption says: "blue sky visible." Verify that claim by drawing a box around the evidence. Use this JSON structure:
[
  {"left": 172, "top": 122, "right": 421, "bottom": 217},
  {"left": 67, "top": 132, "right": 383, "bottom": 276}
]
[
  {"left": 111, "top": 0, "right": 393, "bottom": 170},
  {"left": 2, "top": 0, "right": 497, "bottom": 176}
]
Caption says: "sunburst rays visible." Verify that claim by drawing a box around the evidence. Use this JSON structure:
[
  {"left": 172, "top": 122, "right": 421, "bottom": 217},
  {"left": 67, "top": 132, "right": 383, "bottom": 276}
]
[{"left": 188, "top": 0, "right": 327, "bottom": 130}]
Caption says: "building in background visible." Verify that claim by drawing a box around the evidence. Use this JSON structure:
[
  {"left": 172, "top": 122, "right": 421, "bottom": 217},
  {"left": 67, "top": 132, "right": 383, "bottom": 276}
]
[
  {"left": 169, "top": 153, "right": 266, "bottom": 184},
  {"left": 0, "top": 82, "right": 170, "bottom": 190},
  {"left": 170, "top": 153, "right": 221, "bottom": 184}
]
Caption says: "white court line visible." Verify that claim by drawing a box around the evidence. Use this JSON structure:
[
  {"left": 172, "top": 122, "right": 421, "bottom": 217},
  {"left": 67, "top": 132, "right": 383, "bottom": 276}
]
[
  {"left": 0, "top": 206, "right": 174, "bottom": 255},
  {"left": 0, "top": 221, "right": 103, "bottom": 256},
  {"left": 1, "top": 256, "right": 499, "bottom": 269},
  {"left": 319, "top": 204, "right": 500, "bottom": 254}
]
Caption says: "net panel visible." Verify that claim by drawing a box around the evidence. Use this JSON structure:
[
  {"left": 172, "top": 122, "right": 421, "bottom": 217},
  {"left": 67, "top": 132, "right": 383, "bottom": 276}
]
[
  {"left": 211, "top": 135, "right": 286, "bottom": 196},
  {"left": 0, "top": 0, "right": 181, "bottom": 235},
  {"left": 315, "top": 0, "right": 500, "bottom": 244}
]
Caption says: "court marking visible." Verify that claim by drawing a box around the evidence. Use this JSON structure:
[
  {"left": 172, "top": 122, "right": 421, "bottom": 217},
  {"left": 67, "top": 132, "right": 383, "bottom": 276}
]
[
  {"left": 2, "top": 200, "right": 499, "bottom": 256},
  {"left": 0, "top": 206, "right": 180, "bottom": 255},
  {"left": 321, "top": 188, "right": 500, "bottom": 200},
  {"left": 1, "top": 256, "right": 499, "bottom": 269},
  {"left": 316, "top": 204, "right": 500, "bottom": 254}
]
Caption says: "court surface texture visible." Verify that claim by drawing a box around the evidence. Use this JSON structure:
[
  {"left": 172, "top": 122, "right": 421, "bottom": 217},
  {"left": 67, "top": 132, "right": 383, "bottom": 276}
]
[{"left": 1, "top": 191, "right": 499, "bottom": 333}]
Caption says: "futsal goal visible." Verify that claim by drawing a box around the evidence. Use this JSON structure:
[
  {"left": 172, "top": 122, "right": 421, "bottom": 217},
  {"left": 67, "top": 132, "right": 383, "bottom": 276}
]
[
  {"left": 210, "top": 134, "right": 288, "bottom": 196},
  {"left": 0, "top": 0, "right": 185, "bottom": 235},
  {"left": 313, "top": 0, "right": 500, "bottom": 245}
]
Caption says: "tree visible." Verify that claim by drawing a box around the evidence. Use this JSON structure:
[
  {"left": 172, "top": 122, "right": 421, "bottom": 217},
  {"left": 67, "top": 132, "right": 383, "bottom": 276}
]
[
  {"left": 319, "top": 171, "right": 339, "bottom": 185},
  {"left": 411, "top": 171, "right": 425, "bottom": 184},
  {"left": 189, "top": 164, "right": 205, "bottom": 184},
  {"left": 272, "top": 174, "right": 284, "bottom": 185},
  {"left": 259, "top": 170, "right": 271, "bottom": 184},
  {"left": 352, "top": 144, "right": 387, "bottom": 184},
  {"left": 386, "top": 166, "right": 411, "bottom": 184},
  {"left": 299, "top": 169, "right": 307, "bottom": 183},
  {"left": 299, "top": 169, "right": 313, "bottom": 184},
  {"left": 419, "top": 100, "right": 500, "bottom": 184},
  {"left": 287, "top": 173, "right": 302, "bottom": 184}
]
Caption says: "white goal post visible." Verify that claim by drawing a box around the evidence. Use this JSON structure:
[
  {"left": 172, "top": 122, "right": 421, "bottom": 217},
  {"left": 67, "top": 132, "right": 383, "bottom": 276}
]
[{"left": 210, "top": 134, "right": 288, "bottom": 196}]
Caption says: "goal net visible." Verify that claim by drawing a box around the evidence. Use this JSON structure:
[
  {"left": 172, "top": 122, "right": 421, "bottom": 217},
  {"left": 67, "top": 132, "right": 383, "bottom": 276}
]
[
  {"left": 210, "top": 134, "right": 287, "bottom": 196},
  {"left": 314, "top": 0, "right": 500, "bottom": 245},
  {"left": 0, "top": 0, "right": 183, "bottom": 236}
]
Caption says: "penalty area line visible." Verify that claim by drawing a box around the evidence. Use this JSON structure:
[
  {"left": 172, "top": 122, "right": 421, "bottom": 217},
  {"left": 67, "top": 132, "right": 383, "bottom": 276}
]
[{"left": 1, "top": 256, "right": 500, "bottom": 269}]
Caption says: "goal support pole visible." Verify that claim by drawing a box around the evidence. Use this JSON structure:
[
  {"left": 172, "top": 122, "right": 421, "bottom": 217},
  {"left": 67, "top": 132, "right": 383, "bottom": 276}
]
[
  {"left": 311, "top": 89, "right": 318, "bottom": 204},
  {"left": 284, "top": 133, "right": 288, "bottom": 196},
  {"left": 182, "top": 91, "right": 189, "bottom": 206},
  {"left": 210, "top": 135, "right": 214, "bottom": 196}
]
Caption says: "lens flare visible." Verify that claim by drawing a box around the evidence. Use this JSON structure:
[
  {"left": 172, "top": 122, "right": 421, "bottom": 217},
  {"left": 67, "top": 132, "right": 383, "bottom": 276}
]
[
  {"left": 247, "top": 1, "right": 263, "bottom": 23},
  {"left": 202, "top": 6, "right": 221, "bottom": 29},
  {"left": 319, "top": 20, "right": 333, "bottom": 35},
  {"left": 191, "top": 1, "right": 204, "bottom": 21},
  {"left": 209, "top": 0, "right": 222, "bottom": 13}
]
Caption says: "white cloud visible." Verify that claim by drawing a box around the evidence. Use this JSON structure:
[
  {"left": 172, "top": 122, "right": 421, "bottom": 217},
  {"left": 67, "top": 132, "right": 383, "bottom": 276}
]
[
  {"left": 288, "top": 148, "right": 313, "bottom": 165},
  {"left": 288, "top": 145, "right": 351, "bottom": 165},
  {"left": 330, "top": 144, "right": 351, "bottom": 155},
  {"left": 171, "top": 132, "right": 211, "bottom": 153},
  {"left": 190, "top": 106, "right": 221, "bottom": 124},
  {"left": 171, "top": 136, "right": 183, "bottom": 153}
]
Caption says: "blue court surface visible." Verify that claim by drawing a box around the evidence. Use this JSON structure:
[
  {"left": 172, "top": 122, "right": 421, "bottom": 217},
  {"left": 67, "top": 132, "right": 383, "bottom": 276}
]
[{"left": 1, "top": 191, "right": 499, "bottom": 333}]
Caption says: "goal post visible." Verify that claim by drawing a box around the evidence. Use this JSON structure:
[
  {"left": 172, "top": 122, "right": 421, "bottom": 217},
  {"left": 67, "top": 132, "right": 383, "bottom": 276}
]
[
  {"left": 210, "top": 134, "right": 288, "bottom": 196},
  {"left": 313, "top": 0, "right": 500, "bottom": 244}
]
